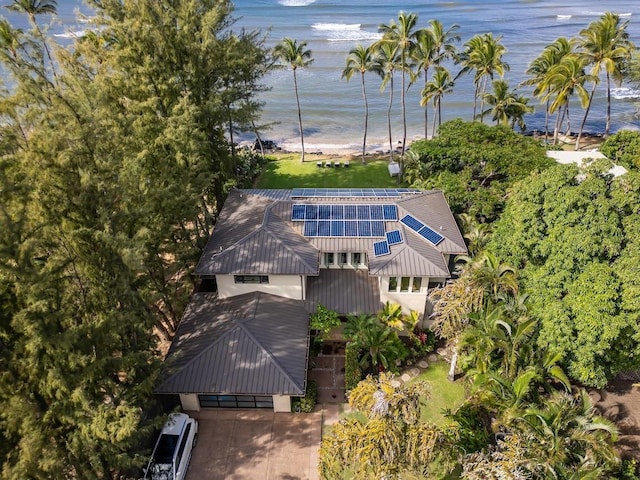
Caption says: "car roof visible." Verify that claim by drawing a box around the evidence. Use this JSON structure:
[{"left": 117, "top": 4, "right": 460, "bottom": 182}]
[{"left": 160, "top": 413, "right": 190, "bottom": 436}]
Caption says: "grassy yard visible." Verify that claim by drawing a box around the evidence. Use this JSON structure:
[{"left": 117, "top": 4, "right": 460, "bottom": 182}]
[
  {"left": 254, "top": 153, "right": 405, "bottom": 189},
  {"left": 408, "top": 360, "right": 467, "bottom": 426}
]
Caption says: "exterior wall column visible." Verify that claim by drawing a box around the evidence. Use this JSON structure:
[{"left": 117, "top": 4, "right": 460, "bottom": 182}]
[
  {"left": 180, "top": 394, "right": 201, "bottom": 412},
  {"left": 272, "top": 395, "right": 291, "bottom": 413}
]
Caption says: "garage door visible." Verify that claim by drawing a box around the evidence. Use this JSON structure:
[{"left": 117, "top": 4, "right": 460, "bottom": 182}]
[{"left": 198, "top": 394, "right": 274, "bottom": 409}]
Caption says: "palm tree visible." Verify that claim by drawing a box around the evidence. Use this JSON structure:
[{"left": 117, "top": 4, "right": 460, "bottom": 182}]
[
  {"left": 421, "top": 66, "right": 454, "bottom": 135},
  {"left": 8, "top": 0, "right": 57, "bottom": 79},
  {"left": 342, "top": 44, "right": 375, "bottom": 164},
  {"left": 351, "top": 325, "right": 408, "bottom": 373},
  {"left": 0, "top": 18, "right": 23, "bottom": 61},
  {"left": 481, "top": 79, "right": 533, "bottom": 130},
  {"left": 273, "top": 37, "right": 313, "bottom": 162},
  {"left": 537, "top": 54, "right": 594, "bottom": 144},
  {"left": 377, "top": 11, "right": 419, "bottom": 162},
  {"left": 372, "top": 41, "right": 399, "bottom": 163},
  {"left": 576, "top": 12, "right": 634, "bottom": 148},
  {"left": 524, "top": 38, "right": 573, "bottom": 141},
  {"left": 411, "top": 20, "right": 460, "bottom": 139},
  {"left": 458, "top": 33, "right": 509, "bottom": 122}
]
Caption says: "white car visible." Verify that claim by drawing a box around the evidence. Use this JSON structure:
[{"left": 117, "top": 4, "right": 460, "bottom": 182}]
[{"left": 144, "top": 413, "right": 198, "bottom": 480}]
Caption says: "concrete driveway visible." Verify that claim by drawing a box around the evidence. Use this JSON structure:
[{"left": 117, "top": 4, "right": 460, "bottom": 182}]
[{"left": 185, "top": 409, "right": 323, "bottom": 480}]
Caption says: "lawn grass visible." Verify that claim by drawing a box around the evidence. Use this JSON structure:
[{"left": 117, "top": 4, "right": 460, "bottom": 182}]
[
  {"left": 408, "top": 360, "right": 467, "bottom": 426},
  {"left": 254, "top": 153, "right": 405, "bottom": 189}
]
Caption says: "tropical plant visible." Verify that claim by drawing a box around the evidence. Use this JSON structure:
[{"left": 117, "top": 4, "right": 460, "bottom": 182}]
[
  {"left": 350, "top": 323, "right": 408, "bottom": 373},
  {"left": 526, "top": 37, "right": 573, "bottom": 141},
  {"left": 536, "top": 53, "right": 594, "bottom": 144},
  {"left": 576, "top": 12, "right": 634, "bottom": 147},
  {"left": 457, "top": 33, "right": 509, "bottom": 122},
  {"left": 273, "top": 37, "right": 313, "bottom": 162},
  {"left": 481, "top": 79, "right": 533, "bottom": 131},
  {"left": 310, "top": 304, "right": 341, "bottom": 340},
  {"left": 377, "top": 11, "right": 419, "bottom": 161},
  {"left": 421, "top": 65, "right": 455, "bottom": 134},
  {"left": 342, "top": 44, "right": 375, "bottom": 163},
  {"left": 371, "top": 41, "right": 399, "bottom": 163},
  {"left": 411, "top": 19, "right": 460, "bottom": 137}
]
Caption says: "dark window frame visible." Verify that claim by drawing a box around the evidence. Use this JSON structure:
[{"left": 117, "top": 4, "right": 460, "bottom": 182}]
[{"left": 234, "top": 275, "right": 269, "bottom": 284}]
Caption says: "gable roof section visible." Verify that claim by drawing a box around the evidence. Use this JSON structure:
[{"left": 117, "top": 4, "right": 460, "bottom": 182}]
[{"left": 156, "top": 292, "right": 309, "bottom": 396}]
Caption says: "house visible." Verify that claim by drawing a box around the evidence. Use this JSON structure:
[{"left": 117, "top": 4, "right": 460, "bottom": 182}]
[{"left": 155, "top": 188, "right": 467, "bottom": 412}]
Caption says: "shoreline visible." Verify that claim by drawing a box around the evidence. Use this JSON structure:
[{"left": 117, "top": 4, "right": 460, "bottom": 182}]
[{"left": 244, "top": 130, "right": 610, "bottom": 158}]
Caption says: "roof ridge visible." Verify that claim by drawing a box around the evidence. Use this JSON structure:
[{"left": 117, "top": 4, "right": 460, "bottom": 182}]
[
  {"left": 263, "top": 203, "right": 319, "bottom": 274},
  {"left": 237, "top": 292, "right": 305, "bottom": 392}
]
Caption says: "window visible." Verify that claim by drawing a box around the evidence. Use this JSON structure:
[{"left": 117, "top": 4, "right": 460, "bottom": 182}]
[
  {"left": 428, "top": 280, "right": 445, "bottom": 289},
  {"left": 234, "top": 275, "right": 269, "bottom": 284},
  {"left": 400, "top": 277, "right": 411, "bottom": 292},
  {"left": 388, "top": 277, "right": 398, "bottom": 292},
  {"left": 324, "top": 252, "right": 335, "bottom": 266},
  {"left": 339, "top": 252, "right": 348, "bottom": 266},
  {"left": 351, "top": 252, "right": 362, "bottom": 266},
  {"left": 174, "top": 423, "right": 191, "bottom": 475},
  {"left": 412, "top": 277, "right": 422, "bottom": 292}
]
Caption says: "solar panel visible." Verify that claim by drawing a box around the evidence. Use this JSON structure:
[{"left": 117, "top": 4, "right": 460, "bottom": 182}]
[
  {"left": 318, "top": 204, "right": 331, "bottom": 220},
  {"left": 370, "top": 221, "right": 386, "bottom": 237},
  {"left": 358, "top": 221, "right": 371, "bottom": 237},
  {"left": 304, "top": 221, "right": 318, "bottom": 237},
  {"left": 344, "top": 221, "right": 358, "bottom": 237},
  {"left": 291, "top": 188, "right": 421, "bottom": 198},
  {"left": 400, "top": 214, "right": 424, "bottom": 231},
  {"left": 386, "top": 230, "right": 402, "bottom": 245},
  {"left": 330, "top": 220, "right": 345, "bottom": 236},
  {"left": 418, "top": 225, "right": 444, "bottom": 245},
  {"left": 344, "top": 205, "right": 357, "bottom": 219},
  {"left": 331, "top": 204, "right": 344, "bottom": 219},
  {"left": 357, "top": 205, "right": 370, "bottom": 220},
  {"left": 305, "top": 205, "right": 318, "bottom": 220},
  {"left": 373, "top": 240, "right": 390, "bottom": 256},
  {"left": 318, "top": 221, "right": 331, "bottom": 237},
  {"left": 370, "top": 205, "right": 384, "bottom": 220},
  {"left": 292, "top": 204, "right": 306, "bottom": 221},
  {"left": 383, "top": 205, "right": 398, "bottom": 220}
]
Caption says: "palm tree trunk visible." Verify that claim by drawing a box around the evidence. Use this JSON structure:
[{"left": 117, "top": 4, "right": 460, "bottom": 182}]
[
  {"left": 605, "top": 72, "right": 611, "bottom": 137},
  {"left": 544, "top": 94, "right": 551, "bottom": 143},
  {"left": 360, "top": 71, "right": 368, "bottom": 164},
  {"left": 432, "top": 101, "right": 438, "bottom": 136},
  {"left": 423, "top": 68, "right": 429, "bottom": 138},
  {"left": 472, "top": 82, "right": 479, "bottom": 120},
  {"left": 387, "top": 75, "right": 394, "bottom": 163},
  {"left": 293, "top": 69, "right": 305, "bottom": 162},
  {"left": 400, "top": 54, "right": 407, "bottom": 159},
  {"left": 448, "top": 348, "right": 458, "bottom": 381},
  {"left": 553, "top": 109, "right": 562, "bottom": 145},
  {"left": 576, "top": 85, "right": 596, "bottom": 151}
]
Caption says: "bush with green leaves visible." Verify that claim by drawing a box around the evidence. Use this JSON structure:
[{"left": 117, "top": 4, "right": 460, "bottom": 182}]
[
  {"left": 344, "top": 345, "right": 362, "bottom": 391},
  {"left": 299, "top": 379, "right": 318, "bottom": 413},
  {"left": 310, "top": 304, "right": 341, "bottom": 341}
]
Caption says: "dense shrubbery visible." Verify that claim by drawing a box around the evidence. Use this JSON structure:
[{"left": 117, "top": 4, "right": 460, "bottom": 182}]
[
  {"left": 601, "top": 130, "right": 640, "bottom": 171},
  {"left": 344, "top": 345, "right": 362, "bottom": 391}
]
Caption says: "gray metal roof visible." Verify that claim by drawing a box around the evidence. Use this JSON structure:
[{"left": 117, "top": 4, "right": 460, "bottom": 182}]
[
  {"left": 156, "top": 292, "right": 309, "bottom": 396},
  {"left": 305, "top": 269, "right": 382, "bottom": 316},
  {"left": 196, "top": 189, "right": 466, "bottom": 278}
]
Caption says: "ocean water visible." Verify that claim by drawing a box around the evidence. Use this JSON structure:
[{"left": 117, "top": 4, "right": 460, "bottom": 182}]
[{"left": 4, "top": 1, "right": 640, "bottom": 153}]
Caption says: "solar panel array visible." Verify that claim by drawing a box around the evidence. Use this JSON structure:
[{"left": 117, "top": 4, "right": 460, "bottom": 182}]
[
  {"left": 400, "top": 214, "right": 444, "bottom": 246},
  {"left": 291, "top": 188, "right": 421, "bottom": 198},
  {"left": 303, "top": 220, "right": 386, "bottom": 238},
  {"left": 291, "top": 204, "right": 398, "bottom": 221}
]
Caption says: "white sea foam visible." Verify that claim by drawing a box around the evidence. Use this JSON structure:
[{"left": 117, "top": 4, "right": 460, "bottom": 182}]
[
  {"left": 53, "top": 30, "right": 86, "bottom": 38},
  {"left": 326, "top": 30, "right": 383, "bottom": 42},
  {"left": 612, "top": 87, "right": 640, "bottom": 100},
  {"left": 278, "top": 0, "right": 316, "bottom": 6},
  {"left": 312, "top": 23, "right": 361, "bottom": 31},
  {"left": 556, "top": 14, "right": 572, "bottom": 19}
]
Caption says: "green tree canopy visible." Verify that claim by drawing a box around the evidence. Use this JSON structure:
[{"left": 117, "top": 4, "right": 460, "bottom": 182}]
[
  {"left": 406, "top": 120, "right": 552, "bottom": 222},
  {"left": 490, "top": 165, "right": 640, "bottom": 387}
]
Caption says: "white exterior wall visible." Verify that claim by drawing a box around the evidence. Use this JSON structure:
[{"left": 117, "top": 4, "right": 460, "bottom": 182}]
[
  {"left": 379, "top": 278, "right": 428, "bottom": 316},
  {"left": 180, "top": 394, "right": 200, "bottom": 412},
  {"left": 217, "top": 274, "right": 304, "bottom": 300},
  {"left": 272, "top": 395, "right": 291, "bottom": 413}
]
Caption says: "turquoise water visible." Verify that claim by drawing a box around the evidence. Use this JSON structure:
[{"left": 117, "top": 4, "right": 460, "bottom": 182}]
[{"left": 4, "top": 1, "right": 640, "bottom": 152}]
